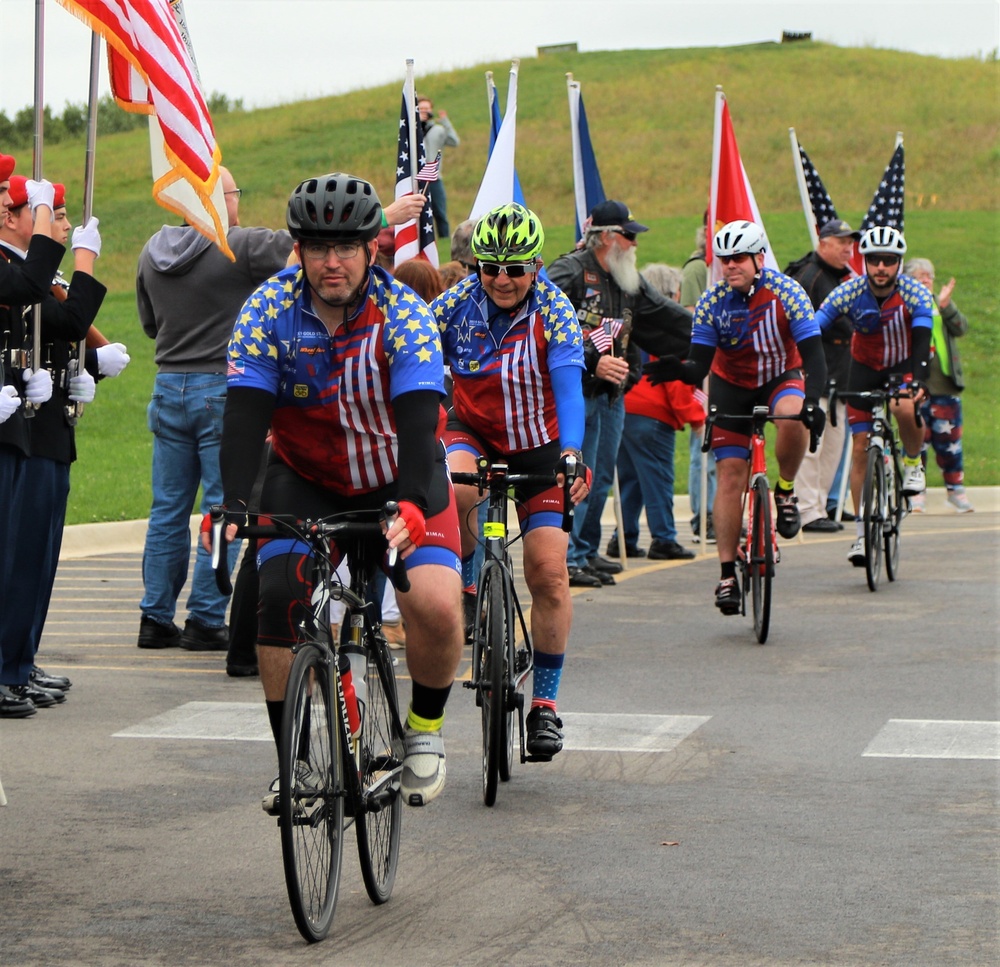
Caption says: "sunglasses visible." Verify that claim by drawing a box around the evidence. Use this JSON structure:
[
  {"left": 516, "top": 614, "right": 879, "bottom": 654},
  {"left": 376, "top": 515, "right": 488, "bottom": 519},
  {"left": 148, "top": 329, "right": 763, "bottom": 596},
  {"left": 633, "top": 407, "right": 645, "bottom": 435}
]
[
  {"left": 479, "top": 262, "right": 535, "bottom": 278},
  {"left": 608, "top": 228, "right": 638, "bottom": 242},
  {"left": 864, "top": 254, "right": 900, "bottom": 267},
  {"left": 717, "top": 253, "right": 752, "bottom": 265}
]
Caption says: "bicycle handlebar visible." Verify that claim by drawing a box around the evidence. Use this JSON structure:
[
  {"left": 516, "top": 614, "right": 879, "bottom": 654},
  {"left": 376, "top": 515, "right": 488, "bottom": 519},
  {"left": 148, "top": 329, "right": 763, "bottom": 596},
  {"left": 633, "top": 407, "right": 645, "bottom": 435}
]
[
  {"left": 830, "top": 378, "right": 923, "bottom": 429},
  {"left": 702, "top": 405, "right": 821, "bottom": 455},
  {"left": 209, "top": 501, "right": 410, "bottom": 597}
]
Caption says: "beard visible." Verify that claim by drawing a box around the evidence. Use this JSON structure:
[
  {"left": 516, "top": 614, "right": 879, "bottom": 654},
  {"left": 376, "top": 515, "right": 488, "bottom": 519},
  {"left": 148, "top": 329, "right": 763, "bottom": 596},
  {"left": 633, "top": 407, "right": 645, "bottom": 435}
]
[{"left": 605, "top": 241, "right": 641, "bottom": 295}]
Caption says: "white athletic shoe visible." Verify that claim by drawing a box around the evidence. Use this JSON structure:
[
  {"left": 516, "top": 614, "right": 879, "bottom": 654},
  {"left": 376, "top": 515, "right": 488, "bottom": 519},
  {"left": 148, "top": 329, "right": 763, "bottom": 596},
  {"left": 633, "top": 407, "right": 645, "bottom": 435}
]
[
  {"left": 909, "top": 493, "right": 925, "bottom": 513},
  {"left": 847, "top": 539, "right": 866, "bottom": 567},
  {"left": 901, "top": 464, "right": 926, "bottom": 496},
  {"left": 946, "top": 489, "right": 974, "bottom": 513},
  {"left": 400, "top": 726, "right": 446, "bottom": 807}
]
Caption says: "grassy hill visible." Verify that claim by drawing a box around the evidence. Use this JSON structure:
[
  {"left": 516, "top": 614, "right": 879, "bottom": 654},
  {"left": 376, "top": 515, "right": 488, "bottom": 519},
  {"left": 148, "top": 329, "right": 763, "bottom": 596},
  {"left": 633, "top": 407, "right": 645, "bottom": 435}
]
[{"left": 32, "top": 41, "right": 997, "bottom": 523}]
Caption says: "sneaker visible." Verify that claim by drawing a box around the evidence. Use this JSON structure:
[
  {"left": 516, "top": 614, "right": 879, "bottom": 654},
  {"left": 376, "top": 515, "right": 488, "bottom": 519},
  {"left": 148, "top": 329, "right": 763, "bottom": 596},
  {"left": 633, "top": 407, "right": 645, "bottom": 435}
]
[
  {"left": 647, "top": 539, "right": 696, "bottom": 560},
  {"left": 180, "top": 620, "right": 228, "bottom": 651},
  {"left": 400, "top": 727, "right": 446, "bottom": 806},
  {"left": 261, "top": 760, "right": 320, "bottom": 816},
  {"left": 774, "top": 489, "right": 801, "bottom": 539},
  {"left": 525, "top": 706, "right": 564, "bottom": 761},
  {"left": 847, "top": 539, "right": 866, "bottom": 567},
  {"left": 382, "top": 619, "right": 406, "bottom": 651},
  {"left": 0, "top": 684, "right": 36, "bottom": 718},
  {"left": 714, "top": 576, "right": 741, "bottom": 615},
  {"left": 947, "top": 489, "right": 974, "bottom": 514},
  {"left": 691, "top": 514, "right": 717, "bottom": 545},
  {"left": 30, "top": 665, "right": 71, "bottom": 691},
  {"left": 137, "top": 615, "right": 181, "bottom": 649},
  {"left": 606, "top": 535, "right": 646, "bottom": 559},
  {"left": 901, "top": 463, "right": 926, "bottom": 496},
  {"left": 909, "top": 493, "right": 926, "bottom": 513}
]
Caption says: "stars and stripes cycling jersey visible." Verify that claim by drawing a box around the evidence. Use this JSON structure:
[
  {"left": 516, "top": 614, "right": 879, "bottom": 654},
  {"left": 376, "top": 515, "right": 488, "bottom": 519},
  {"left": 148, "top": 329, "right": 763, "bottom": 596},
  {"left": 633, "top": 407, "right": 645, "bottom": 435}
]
[
  {"left": 431, "top": 275, "right": 585, "bottom": 454},
  {"left": 226, "top": 264, "right": 445, "bottom": 495},
  {"left": 814, "top": 273, "right": 933, "bottom": 371},
  {"left": 691, "top": 268, "right": 819, "bottom": 388}
]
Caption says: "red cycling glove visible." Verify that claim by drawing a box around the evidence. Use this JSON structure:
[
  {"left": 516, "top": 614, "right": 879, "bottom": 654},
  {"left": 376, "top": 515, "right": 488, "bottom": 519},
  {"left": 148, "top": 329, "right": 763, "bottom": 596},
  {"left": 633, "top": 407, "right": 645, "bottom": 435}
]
[{"left": 396, "top": 500, "right": 427, "bottom": 548}]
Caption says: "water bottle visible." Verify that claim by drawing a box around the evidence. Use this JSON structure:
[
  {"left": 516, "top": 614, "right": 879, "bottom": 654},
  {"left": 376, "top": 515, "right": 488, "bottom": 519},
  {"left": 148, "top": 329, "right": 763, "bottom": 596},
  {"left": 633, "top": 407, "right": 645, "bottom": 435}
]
[
  {"left": 338, "top": 651, "right": 361, "bottom": 741},
  {"left": 340, "top": 642, "right": 367, "bottom": 731}
]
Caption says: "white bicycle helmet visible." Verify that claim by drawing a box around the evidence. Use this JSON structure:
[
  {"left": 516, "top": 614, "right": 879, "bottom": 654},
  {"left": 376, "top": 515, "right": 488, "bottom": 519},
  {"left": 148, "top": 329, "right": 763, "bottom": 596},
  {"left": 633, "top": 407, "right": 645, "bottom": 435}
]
[
  {"left": 713, "top": 220, "right": 767, "bottom": 257},
  {"left": 859, "top": 226, "right": 907, "bottom": 257}
]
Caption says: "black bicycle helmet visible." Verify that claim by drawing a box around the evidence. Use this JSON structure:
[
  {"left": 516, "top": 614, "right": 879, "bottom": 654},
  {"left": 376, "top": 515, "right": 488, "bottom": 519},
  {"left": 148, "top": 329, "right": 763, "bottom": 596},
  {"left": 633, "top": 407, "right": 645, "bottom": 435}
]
[{"left": 286, "top": 173, "right": 382, "bottom": 242}]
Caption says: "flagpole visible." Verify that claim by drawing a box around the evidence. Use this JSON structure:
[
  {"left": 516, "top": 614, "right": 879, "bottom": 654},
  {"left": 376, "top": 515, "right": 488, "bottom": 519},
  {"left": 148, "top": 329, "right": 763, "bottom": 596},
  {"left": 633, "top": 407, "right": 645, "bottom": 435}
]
[
  {"left": 406, "top": 59, "right": 418, "bottom": 195},
  {"left": 789, "top": 127, "right": 819, "bottom": 250}
]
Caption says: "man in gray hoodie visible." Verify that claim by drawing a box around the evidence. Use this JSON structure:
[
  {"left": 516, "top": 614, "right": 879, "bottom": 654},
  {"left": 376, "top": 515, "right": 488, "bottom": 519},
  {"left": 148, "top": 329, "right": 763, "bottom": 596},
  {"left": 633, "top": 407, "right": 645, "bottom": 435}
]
[{"left": 135, "top": 167, "right": 294, "bottom": 653}]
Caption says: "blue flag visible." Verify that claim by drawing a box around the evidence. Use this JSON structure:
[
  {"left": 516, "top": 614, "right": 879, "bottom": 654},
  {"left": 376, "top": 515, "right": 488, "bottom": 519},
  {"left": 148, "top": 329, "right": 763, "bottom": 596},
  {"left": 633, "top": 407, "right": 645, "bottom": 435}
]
[{"left": 568, "top": 78, "right": 606, "bottom": 242}]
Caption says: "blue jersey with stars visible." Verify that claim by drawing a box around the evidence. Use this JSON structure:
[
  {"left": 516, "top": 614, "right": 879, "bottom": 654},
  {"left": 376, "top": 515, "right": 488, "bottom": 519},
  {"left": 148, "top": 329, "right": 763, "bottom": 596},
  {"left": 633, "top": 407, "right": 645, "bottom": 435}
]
[
  {"left": 815, "top": 273, "right": 933, "bottom": 371},
  {"left": 691, "top": 267, "right": 819, "bottom": 389},
  {"left": 226, "top": 264, "right": 445, "bottom": 494},
  {"left": 431, "top": 275, "right": 585, "bottom": 454}
]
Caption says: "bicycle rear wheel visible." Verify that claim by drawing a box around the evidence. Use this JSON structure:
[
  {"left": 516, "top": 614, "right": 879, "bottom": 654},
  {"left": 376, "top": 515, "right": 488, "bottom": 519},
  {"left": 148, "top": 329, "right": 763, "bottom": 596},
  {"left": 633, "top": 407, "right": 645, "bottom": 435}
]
[
  {"left": 863, "top": 447, "right": 885, "bottom": 592},
  {"left": 479, "top": 564, "right": 507, "bottom": 806},
  {"left": 749, "top": 477, "right": 773, "bottom": 643},
  {"left": 280, "top": 645, "right": 345, "bottom": 943},
  {"left": 883, "top": 456, "right": 902, "bottom": 582},
  {"left": 355, "top": 634, "right": 404, "bottom": 904}
]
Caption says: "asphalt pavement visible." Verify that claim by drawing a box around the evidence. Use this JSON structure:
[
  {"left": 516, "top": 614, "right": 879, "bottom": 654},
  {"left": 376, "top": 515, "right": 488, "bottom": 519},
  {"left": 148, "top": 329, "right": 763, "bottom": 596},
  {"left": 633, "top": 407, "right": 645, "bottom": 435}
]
[{"left": 1, "top": 490, "right": 997, "bottom": 967}]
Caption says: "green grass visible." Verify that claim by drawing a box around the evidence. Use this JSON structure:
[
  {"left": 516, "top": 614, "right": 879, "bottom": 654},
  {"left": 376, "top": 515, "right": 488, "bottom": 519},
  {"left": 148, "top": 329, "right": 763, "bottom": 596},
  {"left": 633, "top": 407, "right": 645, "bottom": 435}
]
[{"left": 53, "top": 42, "right": 998, "bottom": 523}]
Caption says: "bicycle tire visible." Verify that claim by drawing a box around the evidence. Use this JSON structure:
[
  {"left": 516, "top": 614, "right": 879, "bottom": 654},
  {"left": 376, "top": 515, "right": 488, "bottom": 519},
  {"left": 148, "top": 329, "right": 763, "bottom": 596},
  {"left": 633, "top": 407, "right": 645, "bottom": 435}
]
[
  {"left": 498, "top": 570, "right": 516, "bottom": 784},
  {"left": 750, "top": 476, "right": 773, "bottom": 644},
  {"left": 355, "top": 633, "right": 403, "bottom": 904},
  {"left": 863, "top": 447, "right": 884, "bottom": 592},
  {"left": 279, "top": 644, "right": 345, "bottom": 943},
  {"left": 883, "top": 453, "right": 902, "bottom": 582},
  {"left": 479, "top": 564, "right": 506, "bottom": 806}
]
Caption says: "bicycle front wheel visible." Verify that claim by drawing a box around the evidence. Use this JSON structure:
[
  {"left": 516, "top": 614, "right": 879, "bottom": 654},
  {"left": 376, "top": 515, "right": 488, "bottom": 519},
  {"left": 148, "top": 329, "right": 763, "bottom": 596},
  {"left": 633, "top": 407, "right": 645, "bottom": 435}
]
[
  {"left": 355, "top": 633, "right": 404, "bottom": 904},
  {"left": 863, "top": 447, "right": 885, "bottom": 592},
  {"left": 479, "top": 564, "right": 507, "bottom": 806},
  {"left": 280, "top": 645, "right": 345, "bottom": 943},
  {"left": 749, "top": 477, "right": 773, "bottom": 644},
  {"left": 883, "top": 457, "right": 902, "bottom": 582}
]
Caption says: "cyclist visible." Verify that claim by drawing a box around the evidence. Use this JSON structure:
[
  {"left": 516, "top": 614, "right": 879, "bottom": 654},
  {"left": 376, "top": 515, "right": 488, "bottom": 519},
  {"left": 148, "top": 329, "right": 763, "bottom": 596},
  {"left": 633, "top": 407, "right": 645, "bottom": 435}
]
[
  {"left": 431, "top": 202, "right": 589, "bottom": 760},
  {"left": 643, "top": 220, "right": 826, "bottom": 614},
  {"left": 207, "top": 173, "right": 464, "bottom": 807},
  {"left": 814, "top": 226, "right": 932, "bottom": 566}
]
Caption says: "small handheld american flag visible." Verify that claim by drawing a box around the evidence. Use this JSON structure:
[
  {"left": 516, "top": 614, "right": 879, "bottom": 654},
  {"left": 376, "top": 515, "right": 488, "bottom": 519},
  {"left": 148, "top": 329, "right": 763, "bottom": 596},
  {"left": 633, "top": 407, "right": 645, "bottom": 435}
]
[
  {"left": 587, "top": 317, "right": 623, "bottom": 353},
  {"left": 416, "top": 152, "right": 442, "bottom": 183}
]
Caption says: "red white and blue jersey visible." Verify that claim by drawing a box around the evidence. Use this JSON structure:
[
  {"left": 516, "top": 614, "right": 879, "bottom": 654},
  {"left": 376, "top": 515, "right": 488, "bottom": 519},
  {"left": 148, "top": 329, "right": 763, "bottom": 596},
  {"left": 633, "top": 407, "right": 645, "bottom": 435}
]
[
  {"left": 691, "top": 268, "right": 818, "bottom": 389},
  {"left": 432, "top": 275, "right": 585, "bottom": 454},
  {"left": 815, "top": 274, "right": 933, "bottom": 370},
  {"left": 227, "top": 264, "right": 445, "bottom": 495}
]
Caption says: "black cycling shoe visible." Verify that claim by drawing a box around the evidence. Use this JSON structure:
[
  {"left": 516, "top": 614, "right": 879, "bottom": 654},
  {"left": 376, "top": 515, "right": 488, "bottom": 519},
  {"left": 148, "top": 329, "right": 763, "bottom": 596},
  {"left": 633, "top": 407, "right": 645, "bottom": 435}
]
[
  {"left": 774, "top": 489, "right": 801, "bottom": 539},
  {"left": 714, "top": 577, "right": 741, "bottom": 615},
  {"left": 526, "top": 706, "right": 564, "bottom": 761}
]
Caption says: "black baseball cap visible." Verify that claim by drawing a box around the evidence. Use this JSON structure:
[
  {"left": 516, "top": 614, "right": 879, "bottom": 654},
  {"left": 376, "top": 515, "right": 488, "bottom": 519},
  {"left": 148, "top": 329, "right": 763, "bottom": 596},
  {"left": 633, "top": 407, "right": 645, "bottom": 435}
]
[
  {"left": 588, "top": 199, "right": 649, "bottom": 234},
  {"left": 819, "top": 218, "right": 861, "bottom": 240}
]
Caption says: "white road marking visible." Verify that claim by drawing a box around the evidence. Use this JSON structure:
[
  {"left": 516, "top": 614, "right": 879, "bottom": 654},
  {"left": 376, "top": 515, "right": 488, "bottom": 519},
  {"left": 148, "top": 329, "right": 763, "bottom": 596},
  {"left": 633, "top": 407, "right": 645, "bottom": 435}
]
[
  {"left": 863, "top": 719, "right": 1000, "bottom": 760},
  {"left": 114, "top": 702, "right": 271, "bottom": 742},
  {"left": 560, "top": 713, "right": 711, "bottom": 753}
]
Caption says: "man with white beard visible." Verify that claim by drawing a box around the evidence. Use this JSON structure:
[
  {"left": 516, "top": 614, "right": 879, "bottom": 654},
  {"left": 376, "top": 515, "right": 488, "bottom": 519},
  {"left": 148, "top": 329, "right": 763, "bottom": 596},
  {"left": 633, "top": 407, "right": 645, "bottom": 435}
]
[{"left": 547, "top": 200, "right": 692, "bottom": 587}]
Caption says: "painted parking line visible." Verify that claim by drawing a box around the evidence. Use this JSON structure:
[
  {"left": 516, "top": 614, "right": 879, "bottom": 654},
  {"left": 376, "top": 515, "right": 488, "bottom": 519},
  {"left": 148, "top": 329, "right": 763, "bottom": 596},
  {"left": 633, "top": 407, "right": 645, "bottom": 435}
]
[{"left": 863, "top": 719, "right": 1000, "bottom": 760}]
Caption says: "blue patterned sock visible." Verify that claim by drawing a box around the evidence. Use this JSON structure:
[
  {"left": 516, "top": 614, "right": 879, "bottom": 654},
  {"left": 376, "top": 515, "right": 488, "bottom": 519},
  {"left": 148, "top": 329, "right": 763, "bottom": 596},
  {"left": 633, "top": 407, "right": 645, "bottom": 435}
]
[
  {"left": 532, "top": 651, "right": 565, "bottom": 707},
  {"left": 461, "top": 553, "right": 477, "bottom": 589}
]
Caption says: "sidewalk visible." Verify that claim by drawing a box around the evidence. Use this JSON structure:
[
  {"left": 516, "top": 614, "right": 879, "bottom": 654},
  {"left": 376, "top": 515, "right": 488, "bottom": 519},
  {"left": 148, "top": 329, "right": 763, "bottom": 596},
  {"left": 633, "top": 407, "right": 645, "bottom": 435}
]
[{"left": 58, "top": 488, "right": 999, "bottom": 561}]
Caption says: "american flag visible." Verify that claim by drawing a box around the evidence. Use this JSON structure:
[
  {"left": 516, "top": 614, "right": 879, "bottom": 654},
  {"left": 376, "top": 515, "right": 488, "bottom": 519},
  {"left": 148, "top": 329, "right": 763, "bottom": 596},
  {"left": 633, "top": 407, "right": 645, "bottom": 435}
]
[
  {"left": 587, "top": 317, "right": 623, "bottom": 353},
  {"left": 797, "top": 141, "right": 839, "bottom": 232},
  {"left": 416, "top": 152, "right": 442, "bottom": 183},
  {"left": 860, "top": 144, "right": 905, "bottom": 233},
  {"left": 394, "top": 94, "right": 439, "bottom": 267}
]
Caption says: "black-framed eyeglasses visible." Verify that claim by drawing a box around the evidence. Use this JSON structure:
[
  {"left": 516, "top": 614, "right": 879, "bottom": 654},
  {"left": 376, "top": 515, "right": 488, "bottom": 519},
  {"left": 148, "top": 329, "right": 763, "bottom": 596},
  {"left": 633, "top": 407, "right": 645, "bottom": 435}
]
[
  {"left": 864, "top": 254, "right": 900, "bottom": 267},
  {"left": 224, "top": 188, "right": 243, "bottom": 198},
  {"left": 300, "top": 240, "right": 362, "bottom": 261},
  {"left": 479, "top": 261, "right": 535, "bottom": 278}
]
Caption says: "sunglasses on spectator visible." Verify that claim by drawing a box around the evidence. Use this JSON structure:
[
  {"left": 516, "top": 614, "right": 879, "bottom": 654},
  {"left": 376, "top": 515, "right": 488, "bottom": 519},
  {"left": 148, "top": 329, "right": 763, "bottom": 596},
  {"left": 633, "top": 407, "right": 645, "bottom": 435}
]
[
  {"left": 479, "top": 262, "right": 535, "bottom": 278},
  {"left": 608, "top": 228, "right": 638, "bottom": 242},
  {"left": 864, "top": 254, "right": 900, "bottom": 267}
]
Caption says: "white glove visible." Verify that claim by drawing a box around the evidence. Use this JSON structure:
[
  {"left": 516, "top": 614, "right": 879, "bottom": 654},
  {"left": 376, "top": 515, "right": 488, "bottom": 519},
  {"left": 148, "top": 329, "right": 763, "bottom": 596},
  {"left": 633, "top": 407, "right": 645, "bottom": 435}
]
[
  {"left": 26, "top": 178, "right": 55, "bottom": 213},
  {"left": 72, "top": 217, "right": 102, "bottom": 257},
  {"left": 96, "top": 342, "right": 130, "bottom": 376},
  {"left": 0, "top": 385, "right": 21, "bottom": 423},
  {"left": 22, "top": 367, "right": 53, "bottom": 405},
  {"left": 68, "top": 367, "right": 96, "bottom": 403}
]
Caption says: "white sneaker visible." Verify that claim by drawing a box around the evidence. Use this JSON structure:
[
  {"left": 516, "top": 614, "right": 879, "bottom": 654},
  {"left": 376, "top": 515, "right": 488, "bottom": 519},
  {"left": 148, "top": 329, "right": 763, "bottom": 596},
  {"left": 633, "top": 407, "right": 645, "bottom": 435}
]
[
  {"left": 847, "top": 539, "right": 865, "bottom": 567},
  {"left": 909, "top": 493, "right": 925, "bottom": 513},
  {"left": 947, "top": 489, "right": 975, "bottom": 513},
  {"left": 400, "top": 726, "right": 446, "bottom": 807},
  {"left": 901, "top": 463, "right": 926, "bottom": 496}
]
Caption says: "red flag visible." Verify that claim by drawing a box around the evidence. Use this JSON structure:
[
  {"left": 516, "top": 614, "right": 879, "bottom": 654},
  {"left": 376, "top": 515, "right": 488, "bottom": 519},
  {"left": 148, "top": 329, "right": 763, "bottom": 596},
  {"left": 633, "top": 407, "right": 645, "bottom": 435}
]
[
  {"left": 708, "top": 90, "right": 778, "bottom": 281},
  {"left": 56, "top": 0, "right": 232, "bottom": 259}
]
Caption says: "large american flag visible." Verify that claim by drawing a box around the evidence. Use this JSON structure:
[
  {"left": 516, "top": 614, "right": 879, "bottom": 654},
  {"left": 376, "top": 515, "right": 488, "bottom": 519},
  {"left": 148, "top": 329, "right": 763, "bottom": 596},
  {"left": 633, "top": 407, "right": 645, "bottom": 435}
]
[
  {"left": 587, "top": 317, "right": 623, "bottom": 353},
  {"left": 393, "top": 94, "right": 439, "bottom": 267},
  {"left": 860, "top": 144, "right": 905, "bottom": 233},
  {"left": 797, "top": 141, "right": 839, "bottom": 231}
]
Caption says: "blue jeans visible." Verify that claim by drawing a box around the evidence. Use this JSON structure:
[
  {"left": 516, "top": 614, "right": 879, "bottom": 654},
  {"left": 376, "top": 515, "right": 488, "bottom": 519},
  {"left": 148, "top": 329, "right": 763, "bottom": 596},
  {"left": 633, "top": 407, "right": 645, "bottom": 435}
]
[
  {"left": 568, "top": 394, "right": 625, "bottom": 568},
  {"left": 140, "top": 373, "right": 240, "bottom": 628},
  {"left": 688, "top": 427, "right": 717, "bottom": 522},
  {"left": 615, "top": 414, "right": 678, "bottom": 545}
]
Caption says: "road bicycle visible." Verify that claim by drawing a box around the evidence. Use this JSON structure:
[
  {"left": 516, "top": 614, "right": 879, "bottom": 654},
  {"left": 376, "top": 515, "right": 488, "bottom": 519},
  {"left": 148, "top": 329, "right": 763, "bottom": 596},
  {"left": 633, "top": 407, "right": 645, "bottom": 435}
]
[
  {"left": 832, "top": 377, "right": 918, "bottom": 591},
  {"left": 702, "top": 405, "right": 819, "bottom": 644},
  {"left": 449, "top": 457, "right": 576, "bottom": 806},
  {"left": 211, "top": 503, "right": 407, "bottom": 943}
]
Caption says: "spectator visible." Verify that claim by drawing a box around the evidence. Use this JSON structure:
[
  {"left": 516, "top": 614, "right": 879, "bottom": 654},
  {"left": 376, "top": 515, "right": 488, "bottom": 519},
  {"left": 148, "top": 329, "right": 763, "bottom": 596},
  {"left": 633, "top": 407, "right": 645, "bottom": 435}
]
[
  {"left": 449, "top": 218, "right": 476, "bottom": 274},
  {"left": 438, "top": 260, "right": 467, "bottom": 290},
  {"left": 393, "top": 257, "right": 445, "bottom": 304},
  {"left": 903, "top": 257, "right": 973, "bottom": 513},
  {"left": 417, "top": 96, "right": 460, "bottom": 241}
]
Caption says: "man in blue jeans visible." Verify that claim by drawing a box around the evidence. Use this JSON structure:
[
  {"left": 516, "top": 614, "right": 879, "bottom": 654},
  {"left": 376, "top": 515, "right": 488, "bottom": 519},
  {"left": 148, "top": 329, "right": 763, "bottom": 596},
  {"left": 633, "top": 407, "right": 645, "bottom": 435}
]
[
  {"left": 546, "top": 200, "right": 692, "bottom": 586},
  {"left": 135, "top": 168, "right": 294, "bottom": 650}
]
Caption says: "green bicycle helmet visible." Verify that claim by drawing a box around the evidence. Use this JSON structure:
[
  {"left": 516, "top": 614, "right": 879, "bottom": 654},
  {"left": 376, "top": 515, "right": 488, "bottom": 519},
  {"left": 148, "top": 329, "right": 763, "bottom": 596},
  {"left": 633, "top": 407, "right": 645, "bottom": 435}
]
[
  {"left": 471, "top": 203, "right": 545, "bottom": 262},
  {"left": 286, "top": 172, "right": 382, "bottom": 242}
]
